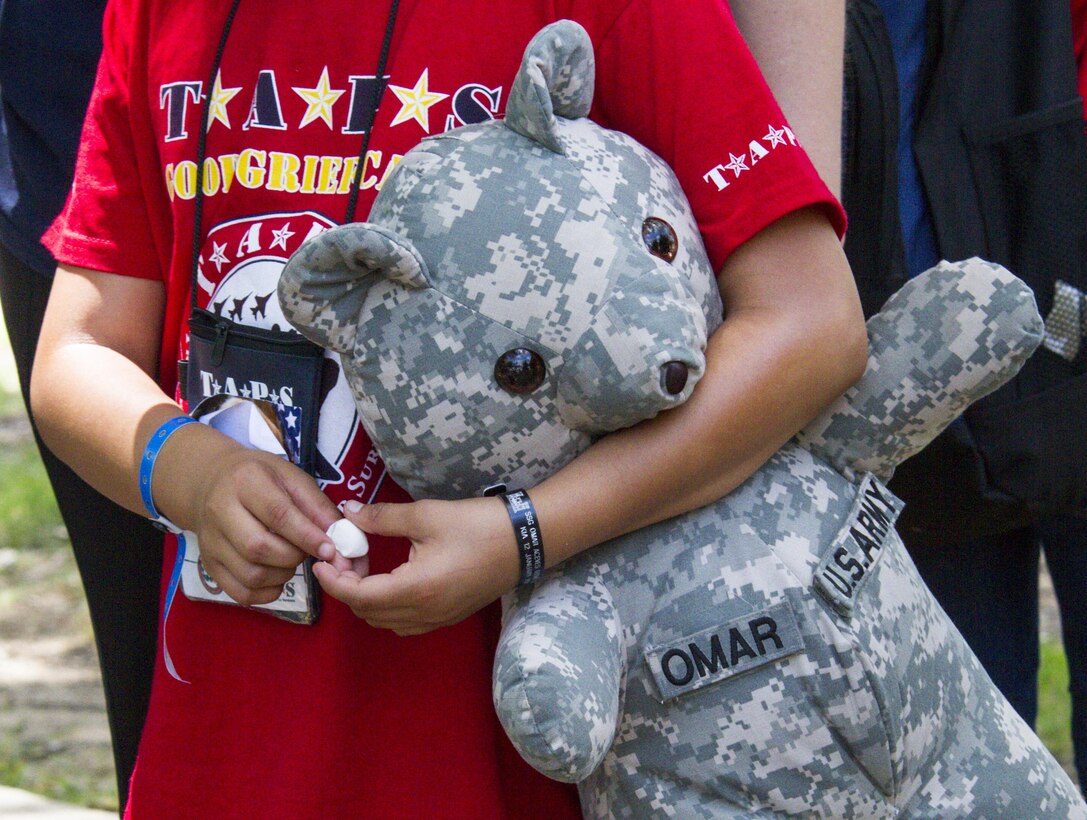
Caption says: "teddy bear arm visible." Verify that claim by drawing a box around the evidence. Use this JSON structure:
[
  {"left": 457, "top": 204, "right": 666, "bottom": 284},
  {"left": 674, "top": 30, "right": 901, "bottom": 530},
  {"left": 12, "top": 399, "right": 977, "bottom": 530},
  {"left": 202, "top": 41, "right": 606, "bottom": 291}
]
[
  {"left": 493, "top": 565, "right": 624, "bottom": 782},
  {"left": 797, "top": 258, "right": 1043, "bottom": 479}
]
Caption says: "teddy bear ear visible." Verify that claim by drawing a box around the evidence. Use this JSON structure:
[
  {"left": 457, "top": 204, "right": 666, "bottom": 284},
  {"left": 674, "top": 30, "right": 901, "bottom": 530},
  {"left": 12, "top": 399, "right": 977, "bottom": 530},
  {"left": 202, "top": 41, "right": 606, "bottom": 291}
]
[
  {"left": 278, "top": 223, "right": 430, "bottom": 354},
  {"left": 504, "top": 20, "right": 595, "bottom": 154}
]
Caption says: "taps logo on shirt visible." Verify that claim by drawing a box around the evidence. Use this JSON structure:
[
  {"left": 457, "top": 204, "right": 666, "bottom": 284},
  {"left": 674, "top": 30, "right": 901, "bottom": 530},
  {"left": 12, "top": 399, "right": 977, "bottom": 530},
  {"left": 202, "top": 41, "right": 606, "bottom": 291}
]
[
  {"left": 192, "top": 210, "right": 331, "bottom": 325},
  {"left": 187, "top": 211, "right": 374, "bottom": 493},
  {"left": 158, "top": 66, "right": 503, "bottom": 202},
  {"left": 701, "top": 124, "right": 800, "bottom": 193}
]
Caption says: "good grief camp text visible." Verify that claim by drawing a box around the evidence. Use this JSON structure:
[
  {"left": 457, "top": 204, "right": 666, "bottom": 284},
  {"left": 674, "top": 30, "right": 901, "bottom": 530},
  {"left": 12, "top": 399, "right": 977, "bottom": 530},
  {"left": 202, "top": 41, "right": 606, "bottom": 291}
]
[{"left": 164, "top": 151, "right": 403, "bottom": 201}]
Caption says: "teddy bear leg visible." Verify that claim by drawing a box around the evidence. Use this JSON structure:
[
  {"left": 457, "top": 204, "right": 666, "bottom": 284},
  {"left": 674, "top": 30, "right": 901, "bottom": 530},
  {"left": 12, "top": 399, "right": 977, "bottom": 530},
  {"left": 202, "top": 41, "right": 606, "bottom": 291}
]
[
  {"left": 843, "top": 529, "right": 1086, "bottom": 815},
  {"left": 900, "top": 633, "right": 1086, "bottom": 816},
  {"left": 493, "top": 563, "right": 624, "bottom": 783}
]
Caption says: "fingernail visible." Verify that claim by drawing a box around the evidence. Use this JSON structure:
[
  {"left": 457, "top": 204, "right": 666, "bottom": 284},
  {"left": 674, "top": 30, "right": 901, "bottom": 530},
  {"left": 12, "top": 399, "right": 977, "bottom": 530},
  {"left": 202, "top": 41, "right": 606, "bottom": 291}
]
[
  {"left": 317, "top": 541, "right": 336, "bottom": 561},
  {"left": 344, "top": 500, "right": 363, "bottom": 514}
]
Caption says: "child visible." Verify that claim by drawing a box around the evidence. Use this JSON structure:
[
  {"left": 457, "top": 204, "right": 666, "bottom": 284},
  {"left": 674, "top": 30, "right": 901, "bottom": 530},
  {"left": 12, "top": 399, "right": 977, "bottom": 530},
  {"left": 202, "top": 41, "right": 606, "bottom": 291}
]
[{"left": 31, "top": 1, "right": 863, "bottom": 815}]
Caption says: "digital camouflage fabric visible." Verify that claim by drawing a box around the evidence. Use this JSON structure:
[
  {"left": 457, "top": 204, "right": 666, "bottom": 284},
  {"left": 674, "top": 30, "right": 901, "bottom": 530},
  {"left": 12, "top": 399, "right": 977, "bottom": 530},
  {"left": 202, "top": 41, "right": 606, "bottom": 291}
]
[{"left": 280, "top": 20, "right": 1086, "bottom": 819}]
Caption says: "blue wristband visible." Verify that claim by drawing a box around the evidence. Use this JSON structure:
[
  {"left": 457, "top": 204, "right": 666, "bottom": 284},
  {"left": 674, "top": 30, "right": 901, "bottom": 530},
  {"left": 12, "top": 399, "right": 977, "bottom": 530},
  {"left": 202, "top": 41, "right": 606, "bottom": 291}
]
[{"left": 140, "top": 416, "right": 198, "bottom": 532}]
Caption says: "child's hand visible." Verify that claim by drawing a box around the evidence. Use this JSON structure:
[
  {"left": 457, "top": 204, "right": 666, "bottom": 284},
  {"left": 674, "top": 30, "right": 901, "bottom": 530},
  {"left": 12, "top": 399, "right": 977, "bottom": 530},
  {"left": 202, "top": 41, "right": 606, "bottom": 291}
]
[
  {"left": 155, "top": 426, "right": 341, "bottom": 605},
  {"left": 313, "top": 496, "right": 520, "bottom": 635}
]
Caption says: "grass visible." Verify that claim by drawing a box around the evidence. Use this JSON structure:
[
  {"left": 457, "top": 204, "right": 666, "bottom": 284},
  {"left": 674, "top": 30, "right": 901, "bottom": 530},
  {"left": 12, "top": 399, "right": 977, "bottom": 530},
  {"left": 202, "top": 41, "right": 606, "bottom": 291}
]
[
  {"left": 0, "top": 316, "right": 64, "bottom": 551},
  {"left": 0, "top": 727, "right": 116, "bottom": 812},
  {"left": 1039, "top": 640, "right": 1076, "bottom": 778},
  {"left": 0, "top": 386, "right": 24, "bottom": 419},
  {"left": 0, "top": 443, "right": 65, "bottom": 551}
]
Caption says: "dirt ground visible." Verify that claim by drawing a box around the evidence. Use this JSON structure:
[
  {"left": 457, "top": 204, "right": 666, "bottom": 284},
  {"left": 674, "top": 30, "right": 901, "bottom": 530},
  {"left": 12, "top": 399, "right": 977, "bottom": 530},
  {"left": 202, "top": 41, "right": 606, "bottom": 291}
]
[
  {"left": 0, "top": 614, "right": 115, "bottom": 810},
  {"left": 0, "top": 414, "right": 118, "bottom": 811}
]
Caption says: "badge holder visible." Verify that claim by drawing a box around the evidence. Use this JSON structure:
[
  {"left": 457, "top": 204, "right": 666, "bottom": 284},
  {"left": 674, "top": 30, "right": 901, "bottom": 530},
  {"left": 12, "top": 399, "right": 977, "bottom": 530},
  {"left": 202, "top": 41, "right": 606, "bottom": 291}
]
[
  {"left": 182, "top": 307, "right": 324, "bottom": 471},
  {"left": 177, "top": 395, "right": 321, "bottom": 624}
]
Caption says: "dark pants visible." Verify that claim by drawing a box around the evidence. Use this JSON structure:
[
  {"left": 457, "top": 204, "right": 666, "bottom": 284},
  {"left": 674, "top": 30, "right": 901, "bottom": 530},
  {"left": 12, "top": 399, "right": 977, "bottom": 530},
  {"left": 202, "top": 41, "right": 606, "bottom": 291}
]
[
  {"left": 0, "top": 244, "right": 161, "bottom": 813},
  {"left": 908, "top": 514, "right": 1087, "bottom": 789}
]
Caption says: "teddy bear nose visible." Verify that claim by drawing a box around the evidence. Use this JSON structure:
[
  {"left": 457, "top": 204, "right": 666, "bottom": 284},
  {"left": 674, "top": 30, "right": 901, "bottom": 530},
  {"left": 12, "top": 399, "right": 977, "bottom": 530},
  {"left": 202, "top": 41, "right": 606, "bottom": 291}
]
[{"left": 661, "top": 361, "right": 689, "bottom": 395}]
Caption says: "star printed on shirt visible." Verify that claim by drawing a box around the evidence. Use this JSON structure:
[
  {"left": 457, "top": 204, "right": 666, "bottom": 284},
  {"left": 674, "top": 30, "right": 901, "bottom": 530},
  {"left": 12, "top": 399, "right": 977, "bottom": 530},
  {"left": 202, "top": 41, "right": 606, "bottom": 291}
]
[
  {"left": 388, "top": 68, "right": 449, "bottom": 132},
  {"left": 208, "top": 241, "right": 230, "bottom": 272},
  {"left": 293, "top": 67, "right": 345, "bottom": 129},
  {"left": 206, "top": 70, "right": 242, "bottom": 130},
  {"left": 270, "top": 223, "right": 295, "bottom": 251},
  {"left": 764, "top": 125, "right": 787, "bottom": 149},
  {"left": 724, "top": 153, "right": 749, "bottom": 177}
]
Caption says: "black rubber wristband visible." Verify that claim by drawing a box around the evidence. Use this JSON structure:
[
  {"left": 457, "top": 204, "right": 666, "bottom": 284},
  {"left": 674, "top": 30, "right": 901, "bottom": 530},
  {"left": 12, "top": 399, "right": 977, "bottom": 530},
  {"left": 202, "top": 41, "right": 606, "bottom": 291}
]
[{"left": 501, "top": 490, "right": 545, "bottom": 586}]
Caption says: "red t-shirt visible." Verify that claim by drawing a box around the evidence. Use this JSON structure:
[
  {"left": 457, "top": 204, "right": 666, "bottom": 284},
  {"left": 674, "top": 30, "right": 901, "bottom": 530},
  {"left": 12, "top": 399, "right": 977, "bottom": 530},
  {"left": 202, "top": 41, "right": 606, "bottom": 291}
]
[
  {"left": 46, "top": 0, "right": 843, "bottom": 816},
  {"left": 1074, "top": 0, "right": 1087, "bottom": 118}
]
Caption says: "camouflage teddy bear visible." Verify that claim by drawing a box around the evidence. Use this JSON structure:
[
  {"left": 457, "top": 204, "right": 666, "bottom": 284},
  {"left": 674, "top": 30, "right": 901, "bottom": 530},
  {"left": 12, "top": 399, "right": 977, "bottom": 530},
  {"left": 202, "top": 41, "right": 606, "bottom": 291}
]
[{"left": 280, "top": 20, "right": 1085, "bottom": 819}]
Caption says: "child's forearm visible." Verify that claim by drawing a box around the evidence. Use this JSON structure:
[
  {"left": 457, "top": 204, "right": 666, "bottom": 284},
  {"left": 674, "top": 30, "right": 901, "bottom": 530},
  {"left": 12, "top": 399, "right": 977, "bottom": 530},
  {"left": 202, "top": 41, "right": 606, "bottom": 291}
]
[
  {"left": 32, "top": 265, "right": 179, "bottom": 515},
  {"left": 32, "top": 265, "right": 340, "bottom": 604}
]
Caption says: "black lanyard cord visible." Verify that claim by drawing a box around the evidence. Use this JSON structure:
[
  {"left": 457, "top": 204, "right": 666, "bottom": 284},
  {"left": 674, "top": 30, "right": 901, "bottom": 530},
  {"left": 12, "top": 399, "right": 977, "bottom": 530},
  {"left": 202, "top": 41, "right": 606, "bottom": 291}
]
[
  {"left": 189, "top": 0, "right": 400, "bottom": 312},
  {"left": 346, "top": 0, "right": 400, "bottom": 224},
  {"left": 190, "top": 0, "right": 242, "bottom": 312}
]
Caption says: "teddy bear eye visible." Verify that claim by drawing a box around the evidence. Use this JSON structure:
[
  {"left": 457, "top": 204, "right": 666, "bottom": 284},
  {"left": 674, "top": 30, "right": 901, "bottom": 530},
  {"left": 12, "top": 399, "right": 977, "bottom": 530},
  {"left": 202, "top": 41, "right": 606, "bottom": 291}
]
[
  {"left": 494, "top": 348, "right": 547, "bottom": 395},
  {"left": 661, "top": 361, "right": 690, "bottom": 395},
  {"left": 642, "top": 217, "right": 678, "bottom": 263}
]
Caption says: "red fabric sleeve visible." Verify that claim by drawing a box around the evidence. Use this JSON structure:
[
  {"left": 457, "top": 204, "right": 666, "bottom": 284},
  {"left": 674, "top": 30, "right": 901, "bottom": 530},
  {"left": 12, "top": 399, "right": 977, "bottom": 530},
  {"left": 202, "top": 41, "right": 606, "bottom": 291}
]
[
  {"left": 1074, "top": 0, "right": 1087, "bottom": 119},
  {"left": 585, "top": 0, "right": 846, "bottom": 272},
  {"left": 43, "top": 0, "right": 163, "bottom": 282}
]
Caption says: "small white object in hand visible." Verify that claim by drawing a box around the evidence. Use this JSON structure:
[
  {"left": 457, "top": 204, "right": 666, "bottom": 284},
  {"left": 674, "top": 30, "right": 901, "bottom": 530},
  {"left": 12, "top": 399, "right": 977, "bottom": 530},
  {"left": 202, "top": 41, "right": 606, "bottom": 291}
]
[{"left": 326, "top": 518, "right": 369, "bottom": 559}]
